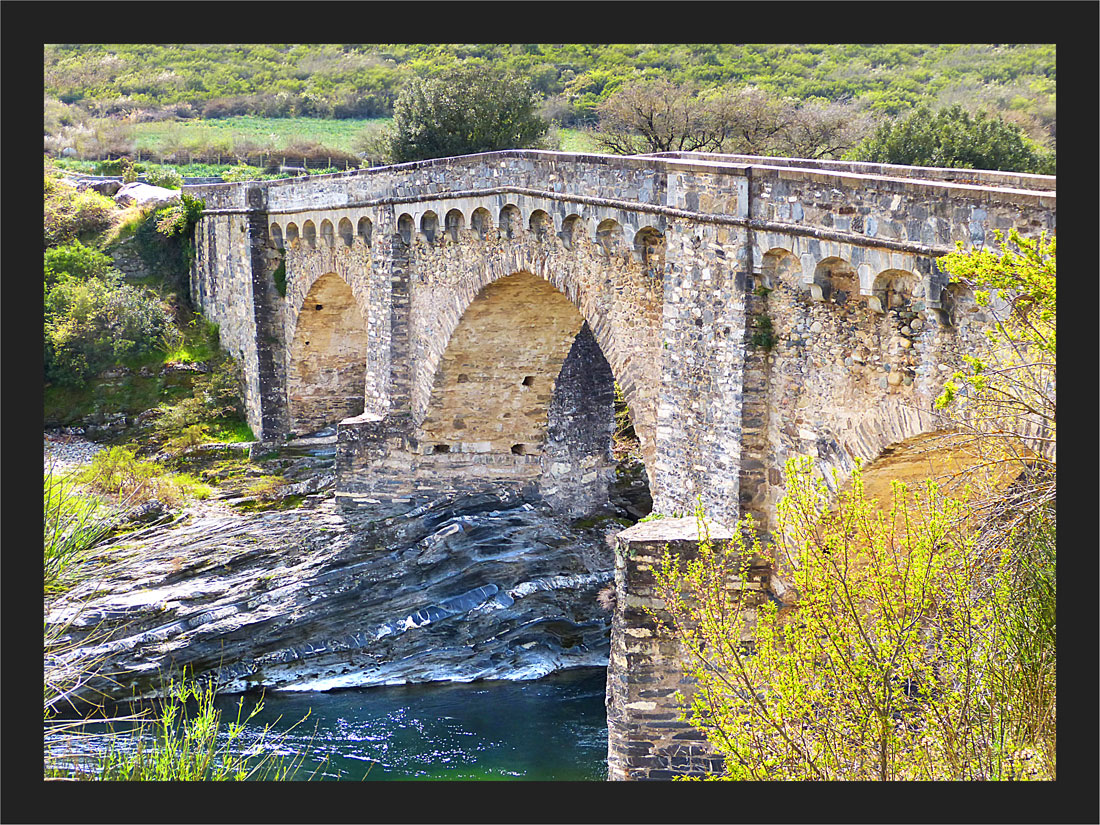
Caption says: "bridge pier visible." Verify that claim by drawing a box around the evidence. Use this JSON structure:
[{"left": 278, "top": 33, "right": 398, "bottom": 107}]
[{"left": 606, "top": 517, "right": 770, "bottom": 780}]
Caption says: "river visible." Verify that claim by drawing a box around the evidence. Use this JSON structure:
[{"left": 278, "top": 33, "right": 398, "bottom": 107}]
[{"left": 46, "top": 667, "right": 610, "bottom": 781}]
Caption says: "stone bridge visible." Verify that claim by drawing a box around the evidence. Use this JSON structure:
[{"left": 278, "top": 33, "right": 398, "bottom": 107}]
[{"left": 185, "top": 150, "right": 1054, "bottom": 778}]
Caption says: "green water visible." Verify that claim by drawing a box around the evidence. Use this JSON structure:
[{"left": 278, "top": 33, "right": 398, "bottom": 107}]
[{"left": 50, "top": 668, "right": 610, "bottom": 781}]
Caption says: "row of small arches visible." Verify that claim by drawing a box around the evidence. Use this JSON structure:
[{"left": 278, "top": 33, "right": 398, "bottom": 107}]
[
  {"left": 762, "top": 248, "right": 971, "bottom": 318},
  {"left": 270, "top": 217, "right": 372, "bottom": 251},
  {"left": 269, "top": 207, "right": 666, "bottom": 264}
]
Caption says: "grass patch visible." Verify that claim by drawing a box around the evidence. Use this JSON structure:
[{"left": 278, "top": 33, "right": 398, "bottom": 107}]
[
  {"left": 127, "top": 116, "right": 381, "bottom": 157},
  {"left": 231, "top": 493, "right": 307, "bottom": 512},
  {"left": 46, "top": 676, "right": 318, "bottom": 781},
  {"left": 44, "top": 469, "right": 113, "bottom": 596},
  {"left": 556, "top": 127, "right": 602, "bottom": 154},
  {"left": 76, "top": 446, "right": 213, "bottom": 507},
  {"left": 205, "top": 418, "right": 256, "bottom": 443}
]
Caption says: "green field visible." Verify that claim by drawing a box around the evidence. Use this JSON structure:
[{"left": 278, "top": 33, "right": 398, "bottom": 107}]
[
  {"left": 70, "top": 115, "right": 603, "bottom": 167},
  {"left": 127, "top": 116, "right": 386, "bottom": 156}
]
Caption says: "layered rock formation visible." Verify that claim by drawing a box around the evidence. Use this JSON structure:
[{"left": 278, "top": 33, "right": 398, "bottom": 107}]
[{"left": 45, "top": 490, "right": 629, "bottom": 708}]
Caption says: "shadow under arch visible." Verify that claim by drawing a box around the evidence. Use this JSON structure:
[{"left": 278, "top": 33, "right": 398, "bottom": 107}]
[
  {"left": 416, "top": 270, "right": 649, "bottom": 517},
  {"left": 287, "top": 272, "right": 369, "bottom": 435}
]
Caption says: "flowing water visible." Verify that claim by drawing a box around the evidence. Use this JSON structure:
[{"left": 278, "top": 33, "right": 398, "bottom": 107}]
[{"left": 47, "top": 667, "right": 610, "bottom": 781}]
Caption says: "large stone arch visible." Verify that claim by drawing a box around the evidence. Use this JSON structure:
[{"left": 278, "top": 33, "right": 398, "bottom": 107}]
[
  {"left": 414, "top": 271, "right": 626, "bottom": 515},
  {"left": 408, "top": 243, "right": 660, "bottom": 487},
  {"left": 286, "top": 272, "right": 370, "bottom": 435}
]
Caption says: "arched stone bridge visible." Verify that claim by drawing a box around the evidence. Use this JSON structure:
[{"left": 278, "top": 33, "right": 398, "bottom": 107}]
[
  {"left": 186, "top": 150, "right": 1054, "bottom": 779},
  {"left": 187, "top": 149, "right": 1054, "bottom": 528}
]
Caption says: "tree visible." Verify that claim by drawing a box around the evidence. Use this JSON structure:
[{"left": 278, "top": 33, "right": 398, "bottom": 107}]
[
  {"left": 655, "top": 460, "right": 1053, "bottom": 780},
  {"left": 383, "top": 66, "right": 549, "bottom": 163},
  {"left": 593, "top": 79, "right": 728, "bottom": 155},
  {"left": 594, "top": 82, "right": 874, "bottom": 160},
  {"left": 847, "top": 105, "right": 1054, "bottom": 174}
]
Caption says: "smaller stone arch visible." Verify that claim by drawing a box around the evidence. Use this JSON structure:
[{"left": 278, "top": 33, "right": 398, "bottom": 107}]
[
  {"left": 811, "top": 257, "right": 858, "bottom": 303},
  {"left": 285, "top": 222, "right": 300, "bottom": 247},
  {"left": 595, "top": 218, "right": 624, "bottom": 256},
  {"left": 471, "top": 207, "right": 492, "bottom": 240},
  {"left": 632, "top": 226, "right": 665, "bottom": 273},
  {"left": 421, "top": 211, "right": 439, "bottom": 243},
  {"left": 499, "top": 204, "right": 521, "bottom": 239},
  {"left": 320, "top": 219, "right": 335, "bottom": 248},
  {"left": 303, "top": 221, "right": 317, "bottom": 249},
  {"left": 935, "top": 281, "right": 975, "bottom": 327},
  {"left": 357, "top": 216, "right": 373, "bottom": 247},
  {"left": 870, "top": 269, "right": 918, "bottom": 314},
  {"left": 338, "top": 218, "right": 354, "bottom": 247},
  {"left": 397, "top": 213, "right": 414, "bottom": 246},
  {"left": 760, "top": 247, "right": 799, "bottom": 290},
  {"left": 445, "top": 209, "right": 465, "bottom": 241},
  {"left": 270, "top": 222, "right": 284, "bottom": 250},
  {"left": 560, "top": 214, "right": 583, "bottom": 250},
  {"left": 529, "top": 209, "right": 553, "bottom": 240}
]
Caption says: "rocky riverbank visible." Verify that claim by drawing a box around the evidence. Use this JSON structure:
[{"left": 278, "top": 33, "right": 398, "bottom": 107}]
[{"left": 45, "top": 473, "right": 636, "bottom": 709}]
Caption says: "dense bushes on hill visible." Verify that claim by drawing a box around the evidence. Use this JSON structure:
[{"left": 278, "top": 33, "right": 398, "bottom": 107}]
[{"left": 44, "top": 44, "right": 1056, "bottom": 146}]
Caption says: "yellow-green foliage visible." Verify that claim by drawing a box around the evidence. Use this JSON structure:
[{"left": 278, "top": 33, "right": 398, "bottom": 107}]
[
  {"left": 654, "top": 457, "right": 1055, "bottom": 780},
  {"left": 77, "top": 446, "right": 212, "bottom": 507},
  {"left": 48, "top": 678, "right": 316, "bottom": 781}
]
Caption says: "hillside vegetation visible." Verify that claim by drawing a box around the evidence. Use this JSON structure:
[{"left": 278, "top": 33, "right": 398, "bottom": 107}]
[{"left": 45, "top": 44, "right": 1055, "bottom": 169}]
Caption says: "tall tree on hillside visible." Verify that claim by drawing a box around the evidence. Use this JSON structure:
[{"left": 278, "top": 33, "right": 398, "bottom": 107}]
[
  {"left": 593, "top": 79, "right": 729, "bottom": 154},
  {"left": 383, "top": 66, "right": 549, "bottom": 163}
]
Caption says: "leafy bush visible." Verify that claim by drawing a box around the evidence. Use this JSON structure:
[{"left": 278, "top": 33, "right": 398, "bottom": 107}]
[
  {"left": 384, "top": 65, "right": 549, "bottom": 162},
  {"left": 76, "top": 445, "right": 211, "bottom": 506},
  {"left": 154, "top": 354, "right": 246, "bottom": 446},
  {"left": 44, "top": 240, "right": 118, "bottom": 285},
  {"left": 143, "top": 166, "right": 183, "bottom": 189},
  {"left": 847, "top": 105, "right": 1053, "bottom": 173},
  {"left": 655, "top": 459, "right": 1055, "bottom": 780},
  {"left": 44, "top": 177, "right": 116, "bottom": 248},
  {"left": 44, "top": 275, "right": 171, "bottom": 386}
]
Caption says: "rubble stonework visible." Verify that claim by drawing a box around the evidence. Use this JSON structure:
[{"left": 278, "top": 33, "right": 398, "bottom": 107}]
[{"left": 186, "top": 150, "right": 1054, "bottom": 779}]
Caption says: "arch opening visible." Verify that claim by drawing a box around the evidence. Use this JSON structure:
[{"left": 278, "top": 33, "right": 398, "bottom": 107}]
[
  {"left": 287, "top": 273, "right": 369, "bottom": 435},
  {"left": 302, "top": 221, "right": 317, "bottom": 249},
  {"left": 761, "top": 247, "right": 799, "bottom": 290},
  {"left": 338, "top": 218, "right": 354, "bottom": 247},
  {"left": 357, "top": 216, "right": 373, "bottom": 247},
  {"left": 812, "top": 257, "right": 858, "bottom": 303},
  {"left": 499, "top": 204, "right": 520, "bottom": 240},
  {"left": 417, "top": 271, "right": 650, "bottom": 519},
  {"left": 421, "top": 211, "right": 439, "bottom": 243},
  {"left": 471, "top": 208, "right": 492, "bottom": 240},
  {"left": 445, "top": 209, "right": 465, "bottom": 241},
  {"left": 397, "top": 213, "right": 414, "bottom": 246},
  {"left": 872, "top": 269, "right": 917, "bottom": 314}
]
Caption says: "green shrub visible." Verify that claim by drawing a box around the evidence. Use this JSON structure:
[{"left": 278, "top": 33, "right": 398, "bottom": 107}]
[
  {"left": 44, "top": 240, "right": 118, "bottom": 284},
  {"left": 144, "top": 166, "right": 183, "bottom": 189},
  {"left": 44, "top": 178, "right": 116, "bottom": 248},
  {"left": 847, "top": 105, "right": 1051, "bottom": 174},
  {"left": 76, "top": 445, "right": 212, "bottom": 506},
  {"left": 44, "top": 275, "right": 171, "bottom": 386}
]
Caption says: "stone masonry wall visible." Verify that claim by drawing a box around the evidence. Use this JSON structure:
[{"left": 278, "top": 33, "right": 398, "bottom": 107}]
[{"left": 606, "top": 517, "right": 770, "bottom": 780}]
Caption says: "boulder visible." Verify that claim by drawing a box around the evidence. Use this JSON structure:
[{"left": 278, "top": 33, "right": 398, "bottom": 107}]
[{"left": 114, "top": 181, "right": 181, "bottom": 209}]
